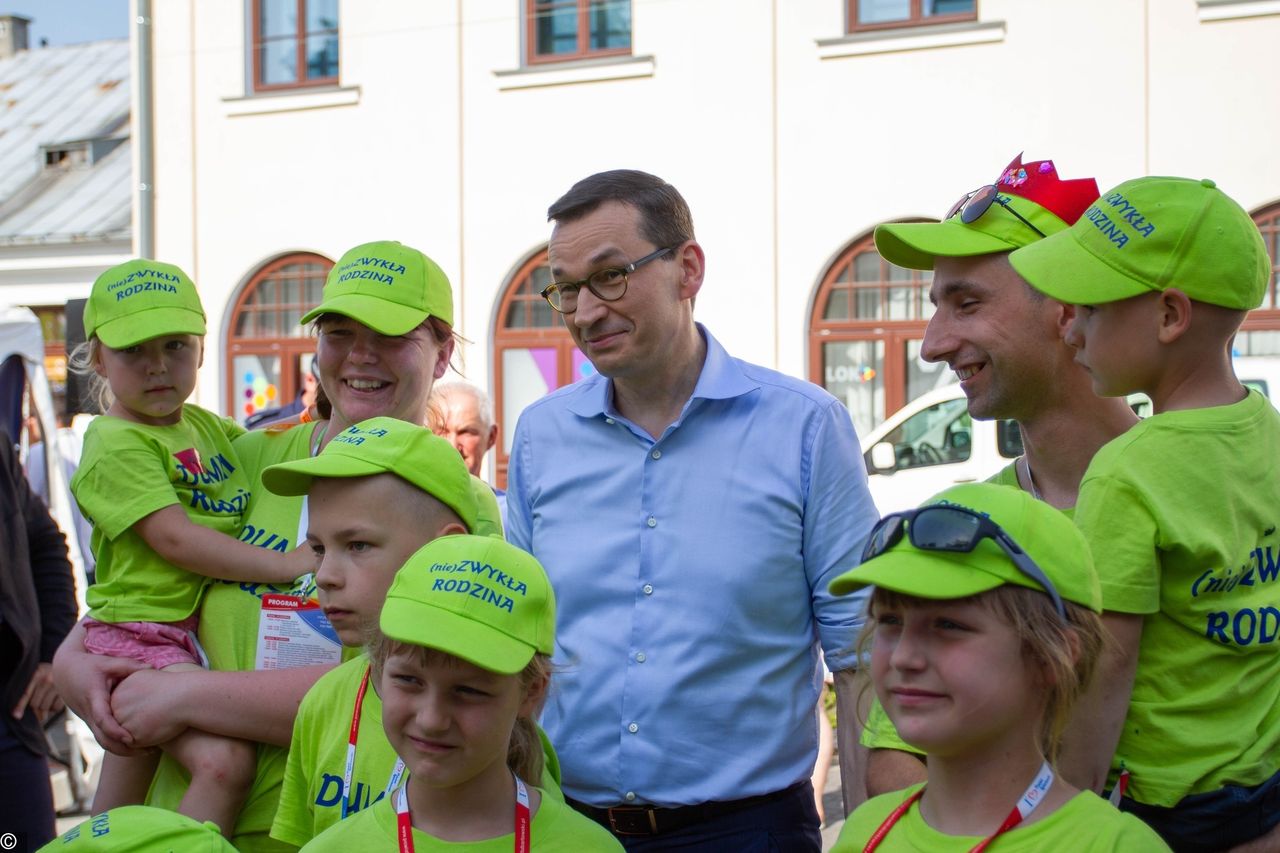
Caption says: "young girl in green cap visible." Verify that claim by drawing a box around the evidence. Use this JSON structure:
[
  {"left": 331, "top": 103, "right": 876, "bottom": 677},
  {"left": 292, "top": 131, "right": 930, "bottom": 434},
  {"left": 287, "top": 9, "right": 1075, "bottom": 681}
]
[
  {"left": 300, "top": 534, "right": 620, "bottom": 852},
  {"left": 827, "top": 483, "right": 1167, "bottom": 851},
  {"left": 70, "top": 259, "right": 312, "bottom": 833}
]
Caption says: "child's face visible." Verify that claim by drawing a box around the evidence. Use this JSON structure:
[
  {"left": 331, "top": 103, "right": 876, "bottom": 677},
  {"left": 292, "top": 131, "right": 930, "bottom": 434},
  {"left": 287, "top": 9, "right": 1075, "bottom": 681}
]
[
  {"left": 870, "top": 594, "right": 1044, "bottom": 760},
  {"left": 380, "top": 648, "right": 541, "bottom": 793},
  {"left": 1063, "top": 294, "right": 1160, "bottom": 397},
  {"left": 94, "top": 334, "right": 202, "bottom": 426},
  {"left": 307, "top": 473, "right": 439, "bottom": 646}
]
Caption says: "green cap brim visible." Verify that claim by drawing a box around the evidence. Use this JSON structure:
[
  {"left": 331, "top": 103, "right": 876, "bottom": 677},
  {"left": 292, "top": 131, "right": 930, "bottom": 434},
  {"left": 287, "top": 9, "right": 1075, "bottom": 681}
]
[
  {"left": 1009, "top": 228, "right": 1154, "bottom": 305},
  {"left": 828, "top": 545, "right": 1036, "bottom": 600},
  {"left": 299, "top": 293, "right": 428, "bottom": 336},
  {"left": 875, "top": 198, "right": 1070, "bottom": 271},
  {"left": 380, "top": 596, "right": 535, "bottom": 674},
  {"left": 262, "top": 452, "right": 391, "bottom": 496},
  {"left": 94, "top": 307, "right": 206, "bottom": 349}
]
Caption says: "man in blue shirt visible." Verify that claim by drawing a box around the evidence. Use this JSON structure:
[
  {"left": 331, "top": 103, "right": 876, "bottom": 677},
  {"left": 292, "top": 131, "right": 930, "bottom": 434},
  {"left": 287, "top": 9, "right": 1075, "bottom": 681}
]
[{"left": 505, "top": 169, "right": 879, "bottom": 850}]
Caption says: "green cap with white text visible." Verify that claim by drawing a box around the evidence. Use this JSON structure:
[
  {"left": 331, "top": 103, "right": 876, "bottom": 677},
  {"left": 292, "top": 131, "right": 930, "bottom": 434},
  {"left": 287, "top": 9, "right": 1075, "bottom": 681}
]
[
  {"left": 381, "top": 534, "right": 556, "bottom": 674},
  {"left": 84, "top": 259, "right": 206, "bottom": 348},
  {"left": 301, "top": 240, "right": 454, "bottom": 334},
  {"left": 829, "top": 483, "right": 1101, "bottom": 612},
  {"left": 261, "top": 416, "right": 478, "bottom": 532},
  {"left": 38, "top": 806, "right": 237, "bottom": 852},
  {"left": 1009, "top": 176, "right": 1270, "bottom": 309},
  {"left": 875, "top": 154, "right": 1101, "bottom": 270}
]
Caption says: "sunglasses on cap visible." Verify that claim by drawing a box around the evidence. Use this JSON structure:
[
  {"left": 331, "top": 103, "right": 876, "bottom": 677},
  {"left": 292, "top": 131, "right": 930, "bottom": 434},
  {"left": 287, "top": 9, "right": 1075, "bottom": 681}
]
[
  {"left": 862, "top": 505, "right": 1067, "bottom": 619},
  {"left": 946, "top": 184, "right": 1047, "bottom": 239}
]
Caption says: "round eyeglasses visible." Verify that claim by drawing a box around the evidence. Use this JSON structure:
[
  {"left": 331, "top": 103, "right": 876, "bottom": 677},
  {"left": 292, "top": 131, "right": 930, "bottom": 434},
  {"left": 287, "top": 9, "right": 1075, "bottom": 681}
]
[
  {"left": 540, "top": 245, "right": 677, "bottom": 314},
  {"left": 946, "top": 184, "right": 1047, "bottom": 238}
]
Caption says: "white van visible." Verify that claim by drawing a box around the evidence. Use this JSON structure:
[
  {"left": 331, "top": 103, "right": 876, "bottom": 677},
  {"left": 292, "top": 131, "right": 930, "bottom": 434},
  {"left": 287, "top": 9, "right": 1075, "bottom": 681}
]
[{"left": 860, "top": 356, "right": 1280, "bottom": 514}]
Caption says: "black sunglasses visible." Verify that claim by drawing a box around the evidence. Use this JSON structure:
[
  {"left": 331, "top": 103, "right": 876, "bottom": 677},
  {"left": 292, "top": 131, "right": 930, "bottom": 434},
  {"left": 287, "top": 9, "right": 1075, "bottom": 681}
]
[
  {"left": 946, "top": 184, "right": 1047, "bottom": 239},
  {"left": 862, "top": 505, "right": 1066, "bottom": 619}
]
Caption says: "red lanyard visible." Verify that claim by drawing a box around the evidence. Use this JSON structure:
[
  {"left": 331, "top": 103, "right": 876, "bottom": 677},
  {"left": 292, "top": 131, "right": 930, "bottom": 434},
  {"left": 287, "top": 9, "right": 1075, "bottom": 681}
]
[
  {"left": 863, "top": 761, "right": 1054, "bottom": 852},
  {"left": 343, "top": 666, "right": 406, "bottom": 819},
  {"left": 395, "top": 773, "right": 531, "bottom": 853}
]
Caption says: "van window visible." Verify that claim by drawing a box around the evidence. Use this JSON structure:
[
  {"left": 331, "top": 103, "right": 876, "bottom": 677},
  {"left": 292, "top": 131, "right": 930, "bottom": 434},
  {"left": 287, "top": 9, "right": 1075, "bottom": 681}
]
[{"left": 879, "top": 397, "right": 972, "bottom": 470}]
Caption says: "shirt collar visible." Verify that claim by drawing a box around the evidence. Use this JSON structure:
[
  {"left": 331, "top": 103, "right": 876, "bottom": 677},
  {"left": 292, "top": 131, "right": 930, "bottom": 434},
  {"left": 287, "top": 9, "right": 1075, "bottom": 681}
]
[{"left": 566, "top": 324, "right": 759, "bottom": 420}]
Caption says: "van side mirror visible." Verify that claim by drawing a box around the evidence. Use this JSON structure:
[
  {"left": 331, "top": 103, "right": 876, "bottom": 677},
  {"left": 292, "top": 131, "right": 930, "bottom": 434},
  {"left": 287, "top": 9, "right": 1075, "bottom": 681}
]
[{"left": 870, "top": 442, "right": 897, "bottom": 472}]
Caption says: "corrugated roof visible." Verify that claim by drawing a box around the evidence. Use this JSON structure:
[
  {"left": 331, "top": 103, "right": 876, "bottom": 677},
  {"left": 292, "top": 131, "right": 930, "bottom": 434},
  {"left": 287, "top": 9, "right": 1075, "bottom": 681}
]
[{"left": 0, "top": 39, "right": 130, "bottom": 244}]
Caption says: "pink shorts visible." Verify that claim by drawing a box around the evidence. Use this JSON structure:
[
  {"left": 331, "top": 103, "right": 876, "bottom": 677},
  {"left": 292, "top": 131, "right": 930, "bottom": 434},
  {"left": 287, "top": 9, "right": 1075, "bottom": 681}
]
[{"left": 83, "top": 615, "right": 203, "bottom": 670}]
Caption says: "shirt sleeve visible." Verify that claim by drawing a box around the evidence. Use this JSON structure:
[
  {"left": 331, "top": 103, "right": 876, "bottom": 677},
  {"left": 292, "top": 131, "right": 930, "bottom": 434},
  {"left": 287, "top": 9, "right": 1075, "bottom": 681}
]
[
  {"left": 7, "top": 440, "right": 75, "bottom": 662},
  {"left": 1074, "top": 475, "right": 1161, "bottom": 614},
  {"left": 271, "top": 701, "right": 315, "bottom": 847},
  {"left": 73, "top": 439, "right": 180, "bottom": 542},
  {"left": 805, "top": 399, "right": 880, "bottom": 671},
  {"left": 504, "top": 414, "right": 534, "bottom": 552}
]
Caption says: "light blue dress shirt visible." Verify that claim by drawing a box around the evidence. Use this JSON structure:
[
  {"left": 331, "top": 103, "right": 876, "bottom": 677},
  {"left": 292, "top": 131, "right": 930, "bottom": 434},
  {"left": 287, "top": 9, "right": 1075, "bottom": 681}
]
[{"left": 506, "top": 326, "right": 878, "bottom": 807}]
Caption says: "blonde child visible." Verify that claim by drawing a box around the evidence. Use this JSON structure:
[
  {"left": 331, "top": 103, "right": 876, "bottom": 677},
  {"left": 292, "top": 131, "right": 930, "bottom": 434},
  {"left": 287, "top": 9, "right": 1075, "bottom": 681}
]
[
  {"left": 259, "top": 417, "right": 562, "bottom": 847},
  {"left": 300, "top": 534, "right": 620, "bottom": 851},
  {"left": 70, "top": 258, "right": 312, "bottom": 833},
  {"left": 1010, "top": 176, "right": 1280, "bottom": 849},
  {"left": 828, "top": 484, "right": 1168, "bottom": 851}
]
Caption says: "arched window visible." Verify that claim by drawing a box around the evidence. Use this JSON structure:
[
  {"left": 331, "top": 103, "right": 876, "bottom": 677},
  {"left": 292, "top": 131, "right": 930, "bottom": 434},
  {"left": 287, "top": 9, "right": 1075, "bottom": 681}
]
[
  {"left": 225, "top": 252, "right": 333, "bottom": 422},
  {"left": 492, "top": 248, "right": 592, "bottom": 486},
  {"left": 808, "top": 228, "right": 950, "bottom": 436},
  {"left": 1240, "top": 202, "right": 1280, "bottom": 355}
]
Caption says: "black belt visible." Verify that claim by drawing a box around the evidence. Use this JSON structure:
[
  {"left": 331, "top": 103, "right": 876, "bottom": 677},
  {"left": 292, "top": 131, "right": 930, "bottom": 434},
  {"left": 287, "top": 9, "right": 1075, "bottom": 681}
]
[{"left": 567, "top": 781, "right": 806, "bottom": 837}]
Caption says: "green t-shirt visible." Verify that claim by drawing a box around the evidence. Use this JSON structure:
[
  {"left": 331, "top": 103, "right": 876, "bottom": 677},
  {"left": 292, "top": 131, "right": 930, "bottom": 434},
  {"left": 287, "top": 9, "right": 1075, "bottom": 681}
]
[
  {"left": 274, "top": 655, "right": 562, "bottom": 848},
  {"left": 146, "top": 420, "right": 320, "bottom": 853},
  {"left": 298, "top": 786, "right": 621, "bottom": 852},
  {"left": 1073, "top": 389, "right": 1280, "bottom": 807},
  {"left": 72, "top": 405, "right": 248, "bottom": 623},
  {"left": 832, "top": 785, "right": 1169, "bottom": 851}
]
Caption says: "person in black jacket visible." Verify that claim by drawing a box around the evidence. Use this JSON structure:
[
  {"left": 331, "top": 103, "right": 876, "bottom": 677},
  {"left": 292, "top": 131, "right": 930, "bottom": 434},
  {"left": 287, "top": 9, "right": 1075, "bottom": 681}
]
[{"left": 0, "top": 429, "right": 75, "bottom": 847}]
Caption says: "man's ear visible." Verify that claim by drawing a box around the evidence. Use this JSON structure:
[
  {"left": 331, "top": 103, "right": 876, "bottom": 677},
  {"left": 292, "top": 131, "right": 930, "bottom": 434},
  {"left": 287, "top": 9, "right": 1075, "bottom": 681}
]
[
  {"left": 486, "top": 423, "right": 498, "bottom": 453},
  {"left": 1156, "top": 289, "right": 1193, "bottom": 344},
  {"left": 676, "top": 240, "right": 706, "bottom": 303}
]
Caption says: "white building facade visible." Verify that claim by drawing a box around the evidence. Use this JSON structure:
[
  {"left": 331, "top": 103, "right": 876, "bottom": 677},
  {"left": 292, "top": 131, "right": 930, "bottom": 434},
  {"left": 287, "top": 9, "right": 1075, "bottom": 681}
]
[{"left": 144, "top": 0, "right": 1280, "bottom": 484}]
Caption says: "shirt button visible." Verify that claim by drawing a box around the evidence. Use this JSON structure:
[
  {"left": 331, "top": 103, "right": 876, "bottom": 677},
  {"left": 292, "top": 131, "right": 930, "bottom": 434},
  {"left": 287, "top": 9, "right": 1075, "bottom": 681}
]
[
  {"left": 625, "top": 791, "right": 637, "bottom": 802},
  {"left": 642, "top": 584, "right": 653, "bottom": 595},
  {"left": 635, "top": 652, "right": 647, "bottom": 663},
  {"left": 628, "top": 722, "right": 639, "bottom": 734},
  {"left": 651, "top": 449, "right": 662, "bottom": 460},
  {"left": 647, "top": 516, "right": 657, "bottom": 528},
  {"left": 606, "top": 418, "right": 615, "bottom": 425}
]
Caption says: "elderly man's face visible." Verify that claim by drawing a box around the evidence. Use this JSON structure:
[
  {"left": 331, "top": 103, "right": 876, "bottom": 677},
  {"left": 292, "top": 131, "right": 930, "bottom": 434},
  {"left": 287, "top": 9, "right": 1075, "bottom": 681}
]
[
  {"left": 435, "top": 393, "right": 497, "bottom": 477},
  {"left": 548, "top": 201, "right": 686, "bottom": 382},
  {"left": 920, "top": 253, "right": 1065, "bottom": 421}
]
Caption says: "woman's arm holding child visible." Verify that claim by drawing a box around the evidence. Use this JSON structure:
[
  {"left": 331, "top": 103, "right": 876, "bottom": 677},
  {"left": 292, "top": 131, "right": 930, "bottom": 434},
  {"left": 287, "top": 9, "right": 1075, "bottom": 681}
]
[{"left": 134, "top": 504, "right": 314, "bottom": 584}]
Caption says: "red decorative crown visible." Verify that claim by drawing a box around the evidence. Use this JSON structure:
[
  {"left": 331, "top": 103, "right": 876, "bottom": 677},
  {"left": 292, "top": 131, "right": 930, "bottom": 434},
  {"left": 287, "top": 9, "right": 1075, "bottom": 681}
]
[{"left": 994, "top": 153, "right": 1099, "bottom": 226}]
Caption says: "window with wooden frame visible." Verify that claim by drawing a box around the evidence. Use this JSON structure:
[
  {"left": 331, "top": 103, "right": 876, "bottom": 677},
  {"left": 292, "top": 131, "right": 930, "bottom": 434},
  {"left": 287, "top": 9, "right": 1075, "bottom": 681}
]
[
  {"left": 252, "top": 0, "right": 339, "bottom": 92},
  {"left": 849, "top": 0, "right": 977, "bottom": 33},
  {"left": 492, "top": 249, "right": 592, "bottom": 486},
  {"left": 1238, "top": 201, "right": 1280, "bottom": 353},
  {"left": 225, "top": 253, "right": 332, "bottom": 423},
  {"left": 809, "top": 229, "right": 953, "bottom": 437},
  {"left": 526, "top": 0, "right": 632, "bottom": 64}
]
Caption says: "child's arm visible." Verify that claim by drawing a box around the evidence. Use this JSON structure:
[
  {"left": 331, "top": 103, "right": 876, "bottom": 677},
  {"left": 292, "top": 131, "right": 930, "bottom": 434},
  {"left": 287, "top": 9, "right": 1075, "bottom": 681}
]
[
  {"left": 108, "top": 663, "right": 331, "bottom": 748},
  {"left": 1057, "top": 611, "right": 1144, "bottom": 793},
  {"left": 133, "top": 504, "right": 314, "bottom": 584}
]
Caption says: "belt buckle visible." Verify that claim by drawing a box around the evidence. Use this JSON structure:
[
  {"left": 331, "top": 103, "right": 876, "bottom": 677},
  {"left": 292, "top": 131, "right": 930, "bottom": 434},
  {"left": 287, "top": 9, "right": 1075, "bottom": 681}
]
[{"left": 607, "top": 806, "right": 659, "bottom": 836}]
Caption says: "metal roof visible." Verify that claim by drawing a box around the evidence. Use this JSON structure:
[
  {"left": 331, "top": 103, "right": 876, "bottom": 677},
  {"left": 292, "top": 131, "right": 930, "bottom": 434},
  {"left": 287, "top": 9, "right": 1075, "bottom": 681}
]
[{"left": 0, "top": 39, "right": 130, "bottom": 245}]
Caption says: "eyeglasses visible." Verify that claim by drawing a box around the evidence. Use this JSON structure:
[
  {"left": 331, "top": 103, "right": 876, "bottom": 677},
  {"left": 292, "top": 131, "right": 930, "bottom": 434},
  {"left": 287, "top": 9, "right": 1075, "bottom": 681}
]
[
  {"left": 540, "top": 245, "right": 677, "bottom": 314},
  {"left": 946, "top": 184, "right": 1047, "bottom": 239},
  {"left": 862, "top": 505, "right": 1066, "bottom": 619}
]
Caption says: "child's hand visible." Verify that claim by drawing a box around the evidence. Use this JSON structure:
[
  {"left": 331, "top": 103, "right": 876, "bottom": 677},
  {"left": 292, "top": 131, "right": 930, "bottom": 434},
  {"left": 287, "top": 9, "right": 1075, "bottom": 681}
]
[{"left": 278, "top": 542, "right": 317, "bottom": 583}]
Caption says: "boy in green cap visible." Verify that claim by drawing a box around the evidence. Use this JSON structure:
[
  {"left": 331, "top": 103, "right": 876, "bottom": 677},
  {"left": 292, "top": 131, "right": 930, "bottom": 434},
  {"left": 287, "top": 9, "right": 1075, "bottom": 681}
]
[
  {"left": 40, "top": 806, "right": 238, "bottom": 853},
  {"left": 260, "top": 418, "right": 560, "bottom": 848},
  {"left": 1009, "top": 176, "right": 1280, "bottom": 848},
  {"left": 300, "top": 535, "right": 621, "bottom": 851}
]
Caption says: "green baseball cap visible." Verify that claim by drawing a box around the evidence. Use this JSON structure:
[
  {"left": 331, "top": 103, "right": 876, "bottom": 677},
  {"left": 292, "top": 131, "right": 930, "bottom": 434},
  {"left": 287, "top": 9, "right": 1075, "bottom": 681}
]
[
  {"left": 262, "top": 416, "right": 479, "bottom": 533},
  {"left": 39, "top": 806, "right": 237, "bottom": 852},
  {"left": 1010, "top": 176, "right": 1271, "bottom": 310},
  {"left": 301, "top": 240, "right": 454, "bottom": 335},
  {"left": 84, "top": 258, "right": 206, "bottom": 348},
  {"left": 829, "top": 483, "right": 1101, "bottom": 612},
  {"left": 875, "top": 155, "right": 1101, "bottom": 271},
  {"left": 381, "top": 534, "right": 556, "bottom": 674}
]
